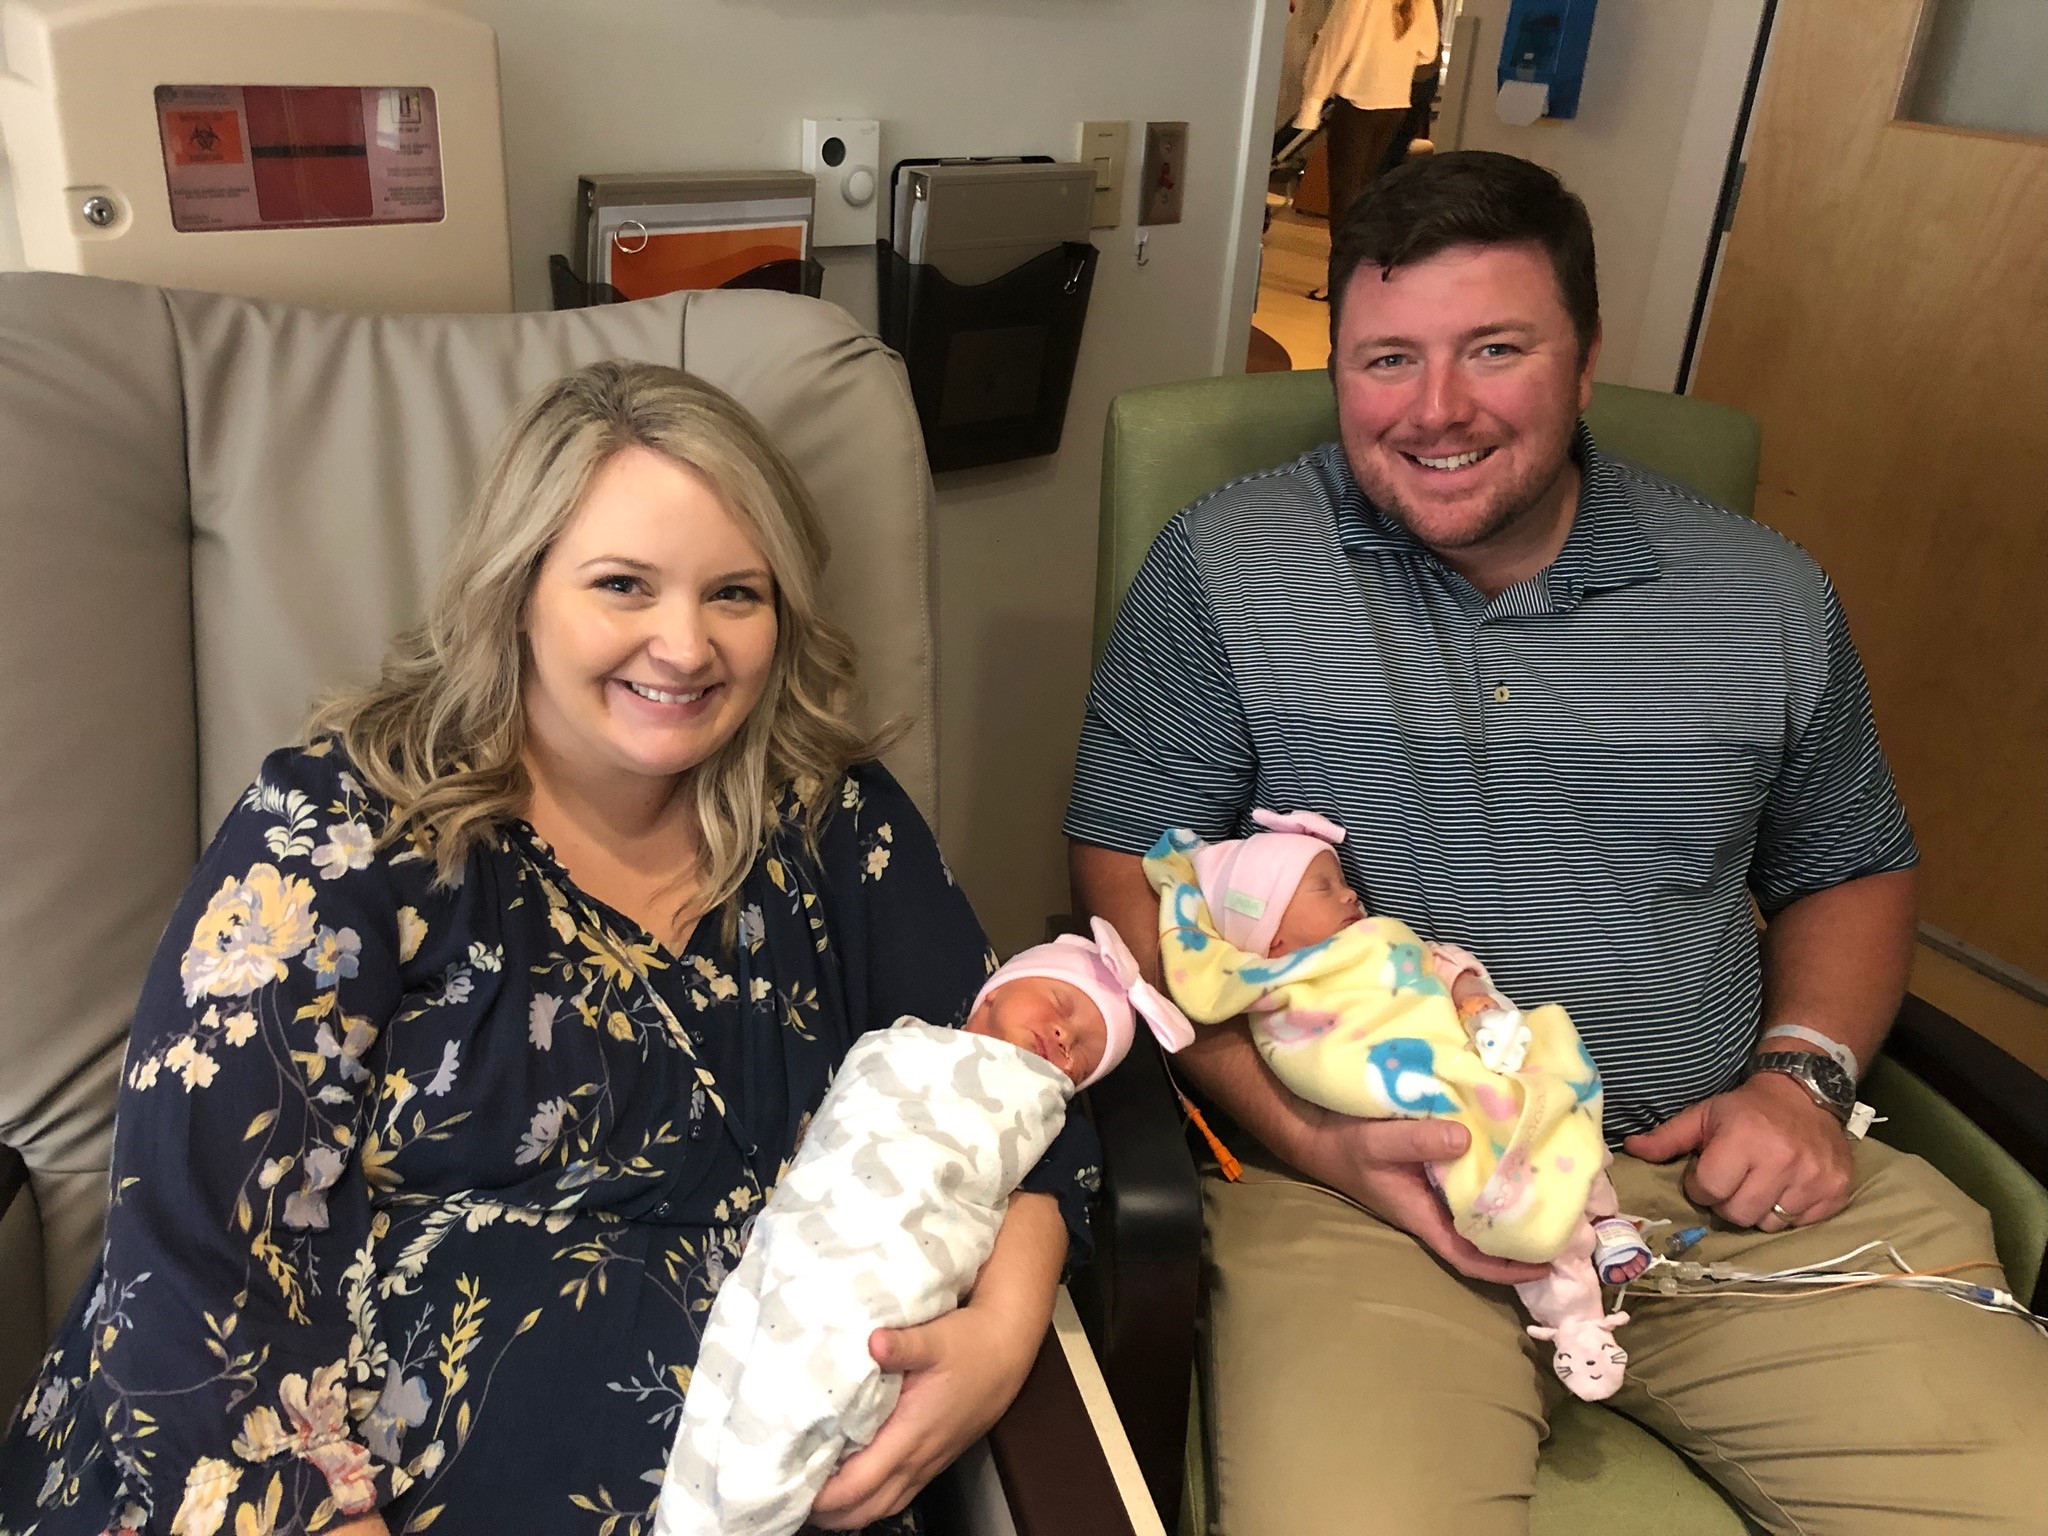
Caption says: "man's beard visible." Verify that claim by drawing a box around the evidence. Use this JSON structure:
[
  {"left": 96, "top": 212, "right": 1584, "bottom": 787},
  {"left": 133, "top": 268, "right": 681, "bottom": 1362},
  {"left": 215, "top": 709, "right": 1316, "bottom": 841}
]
[{"left": 1351, "top": 436, "right": 1574, "bottom": 553}]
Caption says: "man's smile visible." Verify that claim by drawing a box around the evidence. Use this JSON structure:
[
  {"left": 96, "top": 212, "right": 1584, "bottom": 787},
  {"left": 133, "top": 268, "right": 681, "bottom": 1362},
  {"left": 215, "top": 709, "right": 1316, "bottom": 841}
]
[{"left": 1400, "top": 446, "right": 1498, "bottom": 473}]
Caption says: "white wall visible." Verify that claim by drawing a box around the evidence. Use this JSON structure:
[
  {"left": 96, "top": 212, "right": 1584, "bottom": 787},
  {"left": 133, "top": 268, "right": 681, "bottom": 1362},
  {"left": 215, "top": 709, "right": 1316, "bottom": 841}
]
[
  {"left": 0, "top": 1, "right": 1282, "bottom": 953},
  {"left": 0, "top": 16, "right": 17, "bottom": 270},
  {"left": 1446, "top": 0, "right": 1765, "bottom": 391},
  {"left": 472, "top": 0, "right": 1279, "bottom": 954}
]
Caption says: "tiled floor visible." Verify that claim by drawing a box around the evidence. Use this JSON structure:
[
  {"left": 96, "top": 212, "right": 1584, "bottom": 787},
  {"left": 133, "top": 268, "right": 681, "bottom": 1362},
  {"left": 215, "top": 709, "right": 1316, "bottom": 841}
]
[{"left": 1251, "top": 205, "right": 1333, "bottom": 372}]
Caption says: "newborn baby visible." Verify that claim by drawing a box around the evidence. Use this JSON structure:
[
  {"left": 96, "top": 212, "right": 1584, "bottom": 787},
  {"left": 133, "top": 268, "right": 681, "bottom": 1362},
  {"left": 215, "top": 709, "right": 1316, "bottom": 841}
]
[
  {"left": 1146, "top": 811, "right": 1648, "bottom": 1401},
  {"left": 653, "top": 918, "right": 1188, "bottom": 1536}
]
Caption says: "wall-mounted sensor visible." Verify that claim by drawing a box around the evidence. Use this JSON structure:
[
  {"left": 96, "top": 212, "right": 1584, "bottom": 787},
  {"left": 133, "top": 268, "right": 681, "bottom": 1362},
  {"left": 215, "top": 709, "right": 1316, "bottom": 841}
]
[{"left": 802, "top": 118, "right": 882, "bottom": 247}]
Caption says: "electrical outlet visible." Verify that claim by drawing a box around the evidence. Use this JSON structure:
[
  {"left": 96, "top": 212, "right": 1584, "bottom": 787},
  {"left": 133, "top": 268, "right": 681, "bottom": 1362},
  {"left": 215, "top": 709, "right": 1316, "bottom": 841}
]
[
  {"left": 1077, "top": 119, "right": 1129, "bottom": 229},
  {"left": 1139, "top": 120, "right": 1187, "bottom": 226},
  {"left": 802, "top": 118, "right": 881, "bottom": 247}
]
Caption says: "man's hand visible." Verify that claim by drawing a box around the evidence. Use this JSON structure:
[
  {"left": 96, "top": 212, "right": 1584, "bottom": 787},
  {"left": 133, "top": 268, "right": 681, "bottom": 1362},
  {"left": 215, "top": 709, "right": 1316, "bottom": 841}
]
[
  {"left": 1303, "top": 1107, "right": 1549, "bottom": 1285},
  {"left": 805, "top": 1297, "right": 1039, "bottom": 1529},
  {"left": 1623, "top": 1071, "right": 1854, "bottom": 1231}
]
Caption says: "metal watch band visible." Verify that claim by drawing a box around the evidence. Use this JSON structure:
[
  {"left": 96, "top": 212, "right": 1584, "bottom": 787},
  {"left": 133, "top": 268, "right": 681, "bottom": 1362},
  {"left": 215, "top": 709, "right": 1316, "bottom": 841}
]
[{"left": 1748, "top": 1050, "right": 1855, "bottom": 1123}]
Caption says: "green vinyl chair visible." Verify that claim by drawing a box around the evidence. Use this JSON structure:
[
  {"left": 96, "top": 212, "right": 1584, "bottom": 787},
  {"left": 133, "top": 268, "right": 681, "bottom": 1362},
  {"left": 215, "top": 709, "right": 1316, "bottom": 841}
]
[{"left": 1073, "top": 368, "right": 2048, "bottom": 1536}]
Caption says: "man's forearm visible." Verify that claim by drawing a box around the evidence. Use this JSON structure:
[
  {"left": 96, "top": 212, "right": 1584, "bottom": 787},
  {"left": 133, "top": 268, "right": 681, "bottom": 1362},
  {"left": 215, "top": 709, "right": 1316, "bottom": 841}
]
[
  {"left": 1068, "top": 839, "right": 1328, "bottom": 1176},
  {"left": 1168, "top": 1021, "right": 1338, "bottom": 1175},
  {"left": 1068, "top": 840, "right": 1166, "bottom": 981},
  {"left": 1758, "top": 867, "right": 1918, "bottom": 1074}
]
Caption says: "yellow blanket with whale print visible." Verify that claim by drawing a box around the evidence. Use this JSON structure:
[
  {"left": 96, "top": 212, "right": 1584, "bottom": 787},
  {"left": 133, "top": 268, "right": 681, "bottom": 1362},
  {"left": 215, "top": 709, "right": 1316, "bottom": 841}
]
[{"left": 1144, "top": 828, "right": 1606, "bottom": 1264}]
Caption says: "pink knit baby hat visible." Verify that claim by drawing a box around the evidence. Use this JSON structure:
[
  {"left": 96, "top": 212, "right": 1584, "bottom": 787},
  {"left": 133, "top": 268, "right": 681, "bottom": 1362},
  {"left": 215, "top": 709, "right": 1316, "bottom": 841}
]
[
  {"left": 973, "top": 917, "right": 1196, "bottom": 1087},
  {"left": 1190, "top": 809, "right": 1348, "bottom": 957}
]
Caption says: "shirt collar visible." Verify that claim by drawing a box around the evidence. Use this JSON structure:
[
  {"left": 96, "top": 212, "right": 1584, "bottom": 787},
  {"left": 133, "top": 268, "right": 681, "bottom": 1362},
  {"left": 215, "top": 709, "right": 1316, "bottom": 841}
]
[{"left": 1332, "top": 423, "right": 1663, "bottom": 601}]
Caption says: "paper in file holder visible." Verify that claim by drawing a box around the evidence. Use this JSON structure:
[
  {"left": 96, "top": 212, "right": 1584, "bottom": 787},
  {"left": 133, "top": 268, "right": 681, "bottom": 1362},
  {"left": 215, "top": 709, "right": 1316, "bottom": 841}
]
[
  {"left": 879, "top": 160, "right": 1099, "bottom": 471},
  {"left": 554, "top": 171, "right": 823, "bottom": 307},
  {"left": 548, "top": 251, "right": 821, "bottom": 309}
]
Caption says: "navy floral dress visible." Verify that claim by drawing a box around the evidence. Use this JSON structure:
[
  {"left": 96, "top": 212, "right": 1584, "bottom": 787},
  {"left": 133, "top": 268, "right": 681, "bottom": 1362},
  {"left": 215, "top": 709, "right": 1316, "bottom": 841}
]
[{"left": 0, "top": 743, "right": 1099, "bottom": 1536}]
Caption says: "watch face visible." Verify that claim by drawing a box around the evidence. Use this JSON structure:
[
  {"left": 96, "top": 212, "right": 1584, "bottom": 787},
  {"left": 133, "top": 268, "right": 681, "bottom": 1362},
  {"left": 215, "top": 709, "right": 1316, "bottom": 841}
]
[{"left": 1812, "top": 1059, "right": 1853, "bottom": 1105}]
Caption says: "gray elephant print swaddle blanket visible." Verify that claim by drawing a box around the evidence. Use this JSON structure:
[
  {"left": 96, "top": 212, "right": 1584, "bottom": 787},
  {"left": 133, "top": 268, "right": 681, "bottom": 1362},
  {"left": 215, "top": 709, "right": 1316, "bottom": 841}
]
[{"left": 652, "top": 1019, "right": 1071, "bottom": 1536}]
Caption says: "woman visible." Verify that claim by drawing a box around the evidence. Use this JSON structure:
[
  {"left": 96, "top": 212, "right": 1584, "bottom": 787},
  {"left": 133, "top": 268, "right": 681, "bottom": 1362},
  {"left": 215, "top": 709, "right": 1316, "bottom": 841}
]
[
  {"left": 1295, "top": 0, "right": 1439, "bottom": 263},
  {"left": 0, "top": 362, "right": 1097, "bottom": 1535}
]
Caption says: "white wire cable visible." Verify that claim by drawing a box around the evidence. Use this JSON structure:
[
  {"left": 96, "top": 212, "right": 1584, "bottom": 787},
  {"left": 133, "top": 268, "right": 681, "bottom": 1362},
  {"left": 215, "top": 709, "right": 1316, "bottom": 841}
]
[{"left": 1621, "top": 1240, "right": 2047, "bottom": 1334}]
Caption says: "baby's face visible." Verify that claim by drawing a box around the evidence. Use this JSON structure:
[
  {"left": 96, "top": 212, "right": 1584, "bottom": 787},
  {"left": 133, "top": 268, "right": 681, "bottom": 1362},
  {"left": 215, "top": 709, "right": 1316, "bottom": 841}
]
[
  {"left": 964, "top": 976, "right": 1106, "bottom": 1086},
  {"left": 1269, "top": 850, "right": 1365, "bottom": 955}
]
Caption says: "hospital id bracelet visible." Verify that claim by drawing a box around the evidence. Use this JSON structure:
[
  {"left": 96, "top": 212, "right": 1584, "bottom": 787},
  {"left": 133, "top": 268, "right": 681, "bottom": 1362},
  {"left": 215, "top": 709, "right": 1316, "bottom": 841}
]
[{"left": 1758, "top": 1023, "right": 1860, "bottom": 1081}]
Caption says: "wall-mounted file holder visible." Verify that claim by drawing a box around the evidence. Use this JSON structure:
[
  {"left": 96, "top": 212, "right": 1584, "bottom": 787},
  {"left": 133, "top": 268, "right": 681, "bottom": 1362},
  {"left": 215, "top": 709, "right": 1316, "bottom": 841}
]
[
  {"left": 548, "top": 251, "right": 823, "bottom": 310},
  {"left": 565, "top": 170, "right": 820, "bottom": 306},
  {"left": 877, "top": 238, "right": 1098, "bottom": 472}
]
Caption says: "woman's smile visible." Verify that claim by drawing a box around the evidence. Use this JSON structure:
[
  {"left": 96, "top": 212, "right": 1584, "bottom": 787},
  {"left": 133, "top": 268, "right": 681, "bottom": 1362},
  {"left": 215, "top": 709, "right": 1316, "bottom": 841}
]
[{"left": 611, "top": 676, "right": 721, "bottom": 718}]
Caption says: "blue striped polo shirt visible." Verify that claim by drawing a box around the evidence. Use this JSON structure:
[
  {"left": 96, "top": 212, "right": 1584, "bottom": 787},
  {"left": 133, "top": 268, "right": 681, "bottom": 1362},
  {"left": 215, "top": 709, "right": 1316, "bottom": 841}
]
[{"left": 1065, "top": 426, "right": 1918, "bottom": 1139}]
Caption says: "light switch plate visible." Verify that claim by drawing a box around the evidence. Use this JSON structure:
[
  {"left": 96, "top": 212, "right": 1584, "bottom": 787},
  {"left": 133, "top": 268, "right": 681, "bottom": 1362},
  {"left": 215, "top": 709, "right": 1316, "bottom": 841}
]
[
  {"left": 1139, "top": 120, "right": 1187, "bottom": 226},
  {"left": 801, "top": 117, "right": 882, "bottom": 247},
  {"left": 1077, "top": 119, "right": 1129, "bottom": 228}
]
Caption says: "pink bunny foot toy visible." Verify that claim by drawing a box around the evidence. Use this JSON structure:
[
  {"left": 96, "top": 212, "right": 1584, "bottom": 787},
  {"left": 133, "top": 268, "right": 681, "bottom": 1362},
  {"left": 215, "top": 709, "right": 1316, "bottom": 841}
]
[
  {"left": 1517, "top": 1214, "right": 1631, "bottom": 1401},
  {"left": 1526, "top": 1308, "right": 1631, "bottom": 1401}
]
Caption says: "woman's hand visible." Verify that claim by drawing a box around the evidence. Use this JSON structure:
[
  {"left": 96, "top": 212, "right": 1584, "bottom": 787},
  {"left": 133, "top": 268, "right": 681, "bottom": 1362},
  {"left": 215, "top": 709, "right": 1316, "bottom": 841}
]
[
  {"left": 806, "top": 1192, "right": 1065, "bottom": 1529},
  {"left": 804, "top": 1301, "right": 1038, "bottom": 1529},
  {"left": 328, "top": 1516, "right": 391, "bottom": 1536}
]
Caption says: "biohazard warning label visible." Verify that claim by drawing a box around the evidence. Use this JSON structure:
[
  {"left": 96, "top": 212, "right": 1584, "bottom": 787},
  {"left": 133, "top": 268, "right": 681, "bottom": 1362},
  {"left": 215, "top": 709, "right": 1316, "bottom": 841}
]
[
  {"left": 166, "top": 108, "right": 245, "bottom": 166},
  {"left": 155, "top": 84, "right": 443, "bottom": 232}
]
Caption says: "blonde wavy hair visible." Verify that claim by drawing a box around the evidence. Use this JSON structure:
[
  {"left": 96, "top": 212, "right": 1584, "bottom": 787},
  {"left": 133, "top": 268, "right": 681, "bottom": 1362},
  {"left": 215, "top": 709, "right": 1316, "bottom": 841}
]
[{"left": 311, "top": 360, "right": 883, "bottom": 926}]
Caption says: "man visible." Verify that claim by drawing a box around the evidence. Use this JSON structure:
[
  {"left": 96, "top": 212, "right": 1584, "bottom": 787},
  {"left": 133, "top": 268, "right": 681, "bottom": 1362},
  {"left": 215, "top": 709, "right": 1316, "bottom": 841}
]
[{"left": 1066, "top": 151, "right": 2047, "bottom": 1533}]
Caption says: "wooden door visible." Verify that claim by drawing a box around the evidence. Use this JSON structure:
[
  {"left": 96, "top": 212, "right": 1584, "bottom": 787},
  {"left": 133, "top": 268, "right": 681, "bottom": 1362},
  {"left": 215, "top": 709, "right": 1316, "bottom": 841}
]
[{"left": 1692, "top": 0, "right": 2048, "bottom": 992}]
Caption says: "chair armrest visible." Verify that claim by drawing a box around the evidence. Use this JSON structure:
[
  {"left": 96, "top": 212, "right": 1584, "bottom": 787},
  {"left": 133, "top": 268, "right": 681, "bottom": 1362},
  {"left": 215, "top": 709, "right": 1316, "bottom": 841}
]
[
  {"left": 1872, "top": 994, "right": 2048, "bottom": 1309},
  {"left": 0, "top": 1147, "right": 24, "bottom": 1226},
  {"left": 977, "top": 1291, "right": 1164, "bottom": 1535},
  {"left": 1072, "top": 1029, "right": 1202, "bottom": 1532},
  {"left": 1882, "top": 995, "right": 2048, "bottom": 1185},
  {"left": 1085, "top": 1030, "right": 1204, "bottom": 1265}
]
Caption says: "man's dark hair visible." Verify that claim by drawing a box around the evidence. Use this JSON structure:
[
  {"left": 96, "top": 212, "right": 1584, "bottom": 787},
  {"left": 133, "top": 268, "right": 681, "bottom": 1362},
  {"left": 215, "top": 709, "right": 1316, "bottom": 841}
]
[{"left": 1327, "top": 151, "right": 1599, "bottom": 356}]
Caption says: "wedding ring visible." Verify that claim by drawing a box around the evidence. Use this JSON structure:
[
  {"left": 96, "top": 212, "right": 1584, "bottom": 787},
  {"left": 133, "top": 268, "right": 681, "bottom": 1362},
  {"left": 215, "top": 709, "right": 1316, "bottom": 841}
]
[{"left": 1769, "top": 1203, "right": 1794, "bottom": 1224}]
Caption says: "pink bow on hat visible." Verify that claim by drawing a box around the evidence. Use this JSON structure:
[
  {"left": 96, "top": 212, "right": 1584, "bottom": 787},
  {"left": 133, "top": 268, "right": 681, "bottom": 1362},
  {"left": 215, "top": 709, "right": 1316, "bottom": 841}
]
[
  {"left": 1087, "top": 917, "right": 1198, "bottom": 1057},
  {"left": 974, "top": 918, "right": 1195, "bottom": 1088},
  {"left": 1252, "top": 807, "right": 1346, "bottom": 844}
]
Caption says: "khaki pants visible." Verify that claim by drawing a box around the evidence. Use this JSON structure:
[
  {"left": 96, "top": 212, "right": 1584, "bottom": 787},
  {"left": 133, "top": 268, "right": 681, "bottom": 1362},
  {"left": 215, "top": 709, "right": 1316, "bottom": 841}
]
[{"left": 1201, "top": 1140, "right": 2048, "bottom": 1534}]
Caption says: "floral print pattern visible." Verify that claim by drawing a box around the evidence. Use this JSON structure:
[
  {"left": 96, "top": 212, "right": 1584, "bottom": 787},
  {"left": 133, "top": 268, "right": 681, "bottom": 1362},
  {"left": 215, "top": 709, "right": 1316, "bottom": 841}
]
[{"left": 1, "top": 746, "right": 1099, "bottom": 1535}]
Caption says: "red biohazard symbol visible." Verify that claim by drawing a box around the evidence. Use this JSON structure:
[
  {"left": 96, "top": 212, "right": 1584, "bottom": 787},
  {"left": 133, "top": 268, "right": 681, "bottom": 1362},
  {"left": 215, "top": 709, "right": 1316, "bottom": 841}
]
[{"left": 164, "top": 108, "right": 245, "bottom": 167}]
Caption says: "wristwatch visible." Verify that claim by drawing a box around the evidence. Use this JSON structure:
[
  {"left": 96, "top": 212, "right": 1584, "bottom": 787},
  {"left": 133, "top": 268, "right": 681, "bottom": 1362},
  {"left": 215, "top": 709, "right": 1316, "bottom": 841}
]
[{"left": 1748, "top": 1050, "right": 1856, "bottom": 1125}]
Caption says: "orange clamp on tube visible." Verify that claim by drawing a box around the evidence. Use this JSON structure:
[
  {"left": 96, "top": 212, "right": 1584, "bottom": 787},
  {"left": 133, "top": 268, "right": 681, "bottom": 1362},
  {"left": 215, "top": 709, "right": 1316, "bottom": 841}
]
[{"left": 1180, "top": 1091, "right": 1241, "bottom": 1181}]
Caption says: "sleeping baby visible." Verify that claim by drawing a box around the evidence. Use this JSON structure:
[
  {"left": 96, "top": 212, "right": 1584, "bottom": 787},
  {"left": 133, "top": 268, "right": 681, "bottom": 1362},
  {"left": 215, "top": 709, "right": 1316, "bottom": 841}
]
[
  {"left": 1144, "top": 811, "right": 1651, "bottom": 1402},
  {"left": 652, "top": 917, "right": 1190, "bottom": 1536}
]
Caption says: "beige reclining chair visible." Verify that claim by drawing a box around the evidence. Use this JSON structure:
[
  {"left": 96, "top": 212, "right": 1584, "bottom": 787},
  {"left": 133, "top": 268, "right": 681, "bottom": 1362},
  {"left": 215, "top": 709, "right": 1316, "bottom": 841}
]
[{"left": 0, "top": 273, "right": 1158, "bottom": 1535}]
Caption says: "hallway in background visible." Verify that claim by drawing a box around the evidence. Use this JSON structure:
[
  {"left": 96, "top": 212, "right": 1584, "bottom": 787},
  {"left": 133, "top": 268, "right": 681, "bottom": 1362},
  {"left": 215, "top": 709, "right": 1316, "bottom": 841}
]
[{"left": 1250, "top": 203, "right": 1334, "bottom": 371}]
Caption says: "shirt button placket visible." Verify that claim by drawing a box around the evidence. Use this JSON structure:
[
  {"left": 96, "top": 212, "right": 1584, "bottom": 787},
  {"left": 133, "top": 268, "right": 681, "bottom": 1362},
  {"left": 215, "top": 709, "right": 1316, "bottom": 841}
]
[{"left": 1474, "top": 619, "right": 1511, "bottom": 754}]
